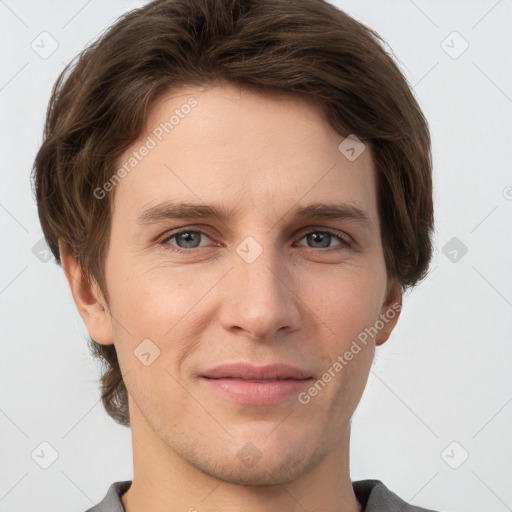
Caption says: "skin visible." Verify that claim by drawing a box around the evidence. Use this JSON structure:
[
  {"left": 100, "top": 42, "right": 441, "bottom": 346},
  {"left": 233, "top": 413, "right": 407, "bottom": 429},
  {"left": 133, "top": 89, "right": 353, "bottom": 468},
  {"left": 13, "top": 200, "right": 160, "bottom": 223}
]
[{"left": 61, "top": 81, "right": 402, "bottom": 512}]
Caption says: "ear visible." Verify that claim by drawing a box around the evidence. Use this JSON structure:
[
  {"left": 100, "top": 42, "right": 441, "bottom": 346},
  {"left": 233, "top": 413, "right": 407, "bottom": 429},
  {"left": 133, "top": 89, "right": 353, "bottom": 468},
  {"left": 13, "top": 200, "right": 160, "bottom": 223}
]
[
  {"left": 374, "top": 277, "right": 403, "bottom": 347},
  {"left": 59, "top": 239, "right": 114, "bottom": 346}
]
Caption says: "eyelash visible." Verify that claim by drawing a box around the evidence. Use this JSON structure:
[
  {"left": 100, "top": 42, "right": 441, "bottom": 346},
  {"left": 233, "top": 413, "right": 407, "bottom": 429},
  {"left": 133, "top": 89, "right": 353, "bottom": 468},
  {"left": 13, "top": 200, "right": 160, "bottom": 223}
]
[{"left": 159, "top": 227, "right": 352, "bottom": 255}]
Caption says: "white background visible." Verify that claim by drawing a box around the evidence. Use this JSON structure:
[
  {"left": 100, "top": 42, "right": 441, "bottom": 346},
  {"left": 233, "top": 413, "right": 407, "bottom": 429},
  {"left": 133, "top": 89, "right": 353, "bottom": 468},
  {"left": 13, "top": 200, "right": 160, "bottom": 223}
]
[{"left": 1, "top": 1, "right": 511, "bottom": 511}]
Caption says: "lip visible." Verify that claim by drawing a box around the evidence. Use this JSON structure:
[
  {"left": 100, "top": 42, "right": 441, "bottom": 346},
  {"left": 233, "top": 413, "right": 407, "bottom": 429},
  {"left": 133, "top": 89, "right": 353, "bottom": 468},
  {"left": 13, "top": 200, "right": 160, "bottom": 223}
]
[
  {"left": 201, "top": 363, "right": 312, "bottom": 380},
  {"left": 199, "top": 363, "right": 313, "bottom": 405}
]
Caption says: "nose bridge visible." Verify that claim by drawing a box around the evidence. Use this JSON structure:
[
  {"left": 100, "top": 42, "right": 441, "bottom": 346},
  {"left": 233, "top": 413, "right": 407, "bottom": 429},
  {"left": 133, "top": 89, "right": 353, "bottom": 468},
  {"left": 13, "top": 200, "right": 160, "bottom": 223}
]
[
  {"left": 221, "top": 233, "right": 300, "bottom": 339},
  {"left": 237, "top": 237, "right": 284, "bottom": 296}
]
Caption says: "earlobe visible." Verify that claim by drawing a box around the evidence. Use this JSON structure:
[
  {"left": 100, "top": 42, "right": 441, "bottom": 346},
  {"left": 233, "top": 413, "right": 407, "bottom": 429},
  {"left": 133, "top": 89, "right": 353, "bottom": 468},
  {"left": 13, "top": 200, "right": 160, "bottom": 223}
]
[
  {"left": 375, "top": 278, "right": 403, "bottom": 346},
  {"left": 58, "top": 239, "right": 114, "bottom": 346}
]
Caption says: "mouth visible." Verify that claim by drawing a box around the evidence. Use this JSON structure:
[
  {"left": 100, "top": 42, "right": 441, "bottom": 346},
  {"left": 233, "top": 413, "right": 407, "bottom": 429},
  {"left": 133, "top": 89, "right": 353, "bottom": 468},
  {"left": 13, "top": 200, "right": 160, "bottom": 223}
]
[
  {"left": 201, "top": 362, "right": 312, "bottom": 380},
  {"left": 213, "top": 377, "right": 299, "bottom": 382},
  {"left": 199, "top": 363, "right": 313, "bottom": 405}
]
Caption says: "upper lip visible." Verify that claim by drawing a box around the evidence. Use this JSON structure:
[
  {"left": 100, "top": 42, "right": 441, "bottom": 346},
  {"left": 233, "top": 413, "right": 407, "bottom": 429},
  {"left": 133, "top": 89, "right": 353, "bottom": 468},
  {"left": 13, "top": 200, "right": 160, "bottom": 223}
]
[{"left": 201, "top": 363, "right": 312, "bottom": 380}]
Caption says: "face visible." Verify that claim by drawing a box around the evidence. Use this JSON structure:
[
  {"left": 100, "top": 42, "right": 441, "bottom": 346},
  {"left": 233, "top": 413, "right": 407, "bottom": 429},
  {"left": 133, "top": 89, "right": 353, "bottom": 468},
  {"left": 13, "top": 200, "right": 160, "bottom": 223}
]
[{"left": 81, "top": 81, "right": 401, "bottom": 485}]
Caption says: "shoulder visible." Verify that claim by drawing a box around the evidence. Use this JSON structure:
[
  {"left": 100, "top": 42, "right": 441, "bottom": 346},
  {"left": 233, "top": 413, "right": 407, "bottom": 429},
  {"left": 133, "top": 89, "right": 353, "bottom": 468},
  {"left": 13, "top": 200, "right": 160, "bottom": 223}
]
[
  {"left": 352, "top": 479, "right": 441, "bottom": 512},
  {"left": 83, "top": 481, "right": 132, "bottom": 512}
]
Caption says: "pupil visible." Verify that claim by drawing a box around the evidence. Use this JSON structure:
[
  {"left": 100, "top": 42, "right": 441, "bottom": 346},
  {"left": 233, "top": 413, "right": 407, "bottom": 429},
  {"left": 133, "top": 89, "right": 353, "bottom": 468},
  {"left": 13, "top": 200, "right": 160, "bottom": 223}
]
[
  {"left": 178, "top": 232, "right": 199, "bottom": 248},
  {"left": 309, "top": 233, "right": 330, "bottom": 248}
]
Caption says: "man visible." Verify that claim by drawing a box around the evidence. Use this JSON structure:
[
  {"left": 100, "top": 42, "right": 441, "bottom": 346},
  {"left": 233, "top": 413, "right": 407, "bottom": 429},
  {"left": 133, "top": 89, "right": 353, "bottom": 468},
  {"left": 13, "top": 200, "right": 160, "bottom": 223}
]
[{"left": 32, "top": 0, "right": 438, "bottom": 510}]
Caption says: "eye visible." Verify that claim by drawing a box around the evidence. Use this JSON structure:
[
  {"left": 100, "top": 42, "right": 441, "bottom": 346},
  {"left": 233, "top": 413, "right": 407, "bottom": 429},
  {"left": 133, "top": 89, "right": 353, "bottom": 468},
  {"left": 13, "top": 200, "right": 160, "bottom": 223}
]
[
  {"left": 160, "top": 227, "right": 352, "bottom": 254},
  {"left": 295, "top": 229, "right": 351, "bottom": 250},
  {"left": 161, "top": 229, "right": 213, "bottom": 252}
]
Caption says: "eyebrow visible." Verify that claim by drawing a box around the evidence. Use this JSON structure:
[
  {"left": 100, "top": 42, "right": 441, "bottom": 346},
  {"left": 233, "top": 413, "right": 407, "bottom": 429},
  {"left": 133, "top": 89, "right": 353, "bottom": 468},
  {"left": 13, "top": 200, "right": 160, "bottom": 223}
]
[{"left": 136, "top": 200, "right": 373, "bottom": 231}]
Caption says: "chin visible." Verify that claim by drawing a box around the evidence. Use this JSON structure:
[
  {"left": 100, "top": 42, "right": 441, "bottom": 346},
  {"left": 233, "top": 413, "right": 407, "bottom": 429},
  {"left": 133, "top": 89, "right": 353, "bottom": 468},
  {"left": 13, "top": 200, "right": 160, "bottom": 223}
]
[
  {"left": 181, "top": 436, "right": 322, "bottom": 487},
  {"left": 197, "top": 453, "right": 312, "bottom": 486}
]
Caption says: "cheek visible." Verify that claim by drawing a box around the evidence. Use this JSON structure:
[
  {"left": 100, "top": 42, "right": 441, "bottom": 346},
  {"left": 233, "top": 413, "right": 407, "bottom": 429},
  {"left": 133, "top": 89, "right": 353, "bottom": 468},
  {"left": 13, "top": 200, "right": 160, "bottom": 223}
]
[
  {"left": 108, "top": 263, "right": 214, "bottom": 378},
  {"left": 300, "top": 269, "right": 381, "bottom": 412},
  {"left": 301, "top": 262, "right": 386, "bottom": 344},
  {"left": 109, "top": 269, "right": 197, "bottom": 415},
  {"left": 110, "top": 261, "right": 201, "bottom": 333},
  {"left": 108, "top": 245, "right": 387, "bottom": 368}
]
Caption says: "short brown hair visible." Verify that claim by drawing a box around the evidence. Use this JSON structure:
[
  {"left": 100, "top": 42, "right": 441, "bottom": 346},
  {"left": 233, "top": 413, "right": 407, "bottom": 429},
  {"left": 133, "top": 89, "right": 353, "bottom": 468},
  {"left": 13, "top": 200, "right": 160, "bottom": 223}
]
[{"left": 31, "top": 0, "right": 434, "bottom": 427}]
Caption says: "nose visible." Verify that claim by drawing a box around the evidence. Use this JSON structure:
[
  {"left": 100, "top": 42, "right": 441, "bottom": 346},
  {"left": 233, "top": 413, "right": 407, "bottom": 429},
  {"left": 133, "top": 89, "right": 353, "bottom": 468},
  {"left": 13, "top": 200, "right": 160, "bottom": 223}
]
[{"left": 218, "top": 240, "right": 302, "bottom": 341}]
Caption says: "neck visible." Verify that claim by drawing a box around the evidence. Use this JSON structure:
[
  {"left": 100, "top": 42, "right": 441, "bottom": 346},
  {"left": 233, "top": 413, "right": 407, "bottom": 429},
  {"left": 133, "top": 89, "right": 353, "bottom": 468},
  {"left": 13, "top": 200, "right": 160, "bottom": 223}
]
[{"left": 122, "top": 402, "right": 361, "bottom": 512}]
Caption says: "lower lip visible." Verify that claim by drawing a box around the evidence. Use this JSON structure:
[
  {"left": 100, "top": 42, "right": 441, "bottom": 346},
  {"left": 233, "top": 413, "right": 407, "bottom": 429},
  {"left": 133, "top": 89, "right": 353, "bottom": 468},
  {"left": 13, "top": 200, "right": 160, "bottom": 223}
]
[{"left": 200, "top": 377, "right": 313, "bottom": 405}]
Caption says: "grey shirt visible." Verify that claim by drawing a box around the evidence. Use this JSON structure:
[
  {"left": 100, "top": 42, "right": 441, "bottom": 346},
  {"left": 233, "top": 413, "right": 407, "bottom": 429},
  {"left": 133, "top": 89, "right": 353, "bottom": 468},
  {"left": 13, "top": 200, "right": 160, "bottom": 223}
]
[{"left": 84, "top": 479, "right": 439, "bottom": 511}]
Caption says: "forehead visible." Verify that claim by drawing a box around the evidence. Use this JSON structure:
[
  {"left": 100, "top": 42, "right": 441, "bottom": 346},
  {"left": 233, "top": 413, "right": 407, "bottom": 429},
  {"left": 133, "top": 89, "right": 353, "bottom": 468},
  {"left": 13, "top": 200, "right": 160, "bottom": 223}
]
[{"left": 112, "top": 81, "right": 378, "bottom": 226}]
